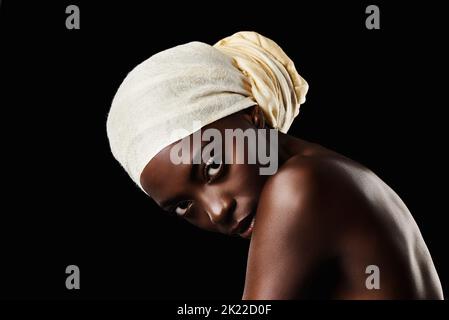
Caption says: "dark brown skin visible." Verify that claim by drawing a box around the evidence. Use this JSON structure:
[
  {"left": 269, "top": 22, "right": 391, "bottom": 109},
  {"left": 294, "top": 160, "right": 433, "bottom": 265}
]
[{"left": 140, "top": 106, "right": 444, "bottom": 300}]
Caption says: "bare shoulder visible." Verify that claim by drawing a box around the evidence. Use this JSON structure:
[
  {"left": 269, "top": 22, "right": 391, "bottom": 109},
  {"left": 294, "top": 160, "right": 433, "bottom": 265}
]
[
  {"left": 254, "top": 153, "right": 368, "bottom": 240},
  {"left": 243, "top": 154, "right": 363, "bottom": 299},
  {"left": 244, "top": 153, "right": 444, "bottom": 299}
]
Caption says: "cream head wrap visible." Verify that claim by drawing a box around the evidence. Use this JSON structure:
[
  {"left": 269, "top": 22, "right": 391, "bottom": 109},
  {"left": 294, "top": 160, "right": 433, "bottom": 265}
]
[{"left": 107, "top": 31, "right": 309, "bottom": 190}]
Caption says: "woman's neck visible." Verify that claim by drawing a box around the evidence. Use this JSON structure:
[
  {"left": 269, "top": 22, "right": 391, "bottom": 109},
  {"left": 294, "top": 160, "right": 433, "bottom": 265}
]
[{"left": 277, "top": 132, "right": 314, "bottom": 167}]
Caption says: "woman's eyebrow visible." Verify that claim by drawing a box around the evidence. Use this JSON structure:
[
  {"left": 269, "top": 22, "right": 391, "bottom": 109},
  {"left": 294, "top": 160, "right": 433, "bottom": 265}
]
[
  {"left": 192, "top": 137, "right": 213, "bottom": 163},
  {"left": 190, "top": 138, "right": 215, "bottom": 174},
  {"left": 159, "top": 139, "right": 212, "bottom": 211}
]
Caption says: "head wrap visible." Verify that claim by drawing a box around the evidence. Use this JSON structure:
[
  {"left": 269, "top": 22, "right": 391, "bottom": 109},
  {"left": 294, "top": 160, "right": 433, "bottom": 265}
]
[{"left": 106, "top": 31, "right": 308, "bottom": 190}]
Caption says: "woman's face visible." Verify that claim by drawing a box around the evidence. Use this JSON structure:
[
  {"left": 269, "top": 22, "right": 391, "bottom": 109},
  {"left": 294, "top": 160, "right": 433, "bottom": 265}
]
[{"left": 140, "top": 108, "right": 269, "bottom": 239}]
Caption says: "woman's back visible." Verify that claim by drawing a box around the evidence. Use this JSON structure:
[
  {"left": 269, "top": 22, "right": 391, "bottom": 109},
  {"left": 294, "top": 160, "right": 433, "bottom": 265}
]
[{"left": 243, "top": 136, "right": 444, "bottom": 299}]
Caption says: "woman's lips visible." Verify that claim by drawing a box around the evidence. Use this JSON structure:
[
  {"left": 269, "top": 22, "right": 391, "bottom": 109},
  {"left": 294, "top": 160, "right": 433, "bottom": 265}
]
[
  {"left": 239, "top": 215, "right": 255, "bottom": 239},
  {"left": 233, "top": 211, "right": 256, "bottom": 239}
]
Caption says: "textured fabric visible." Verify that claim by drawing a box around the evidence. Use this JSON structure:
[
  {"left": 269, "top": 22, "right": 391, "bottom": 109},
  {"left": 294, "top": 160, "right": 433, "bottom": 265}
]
[
  {"left": 106, "top": 32, "right": 308, "bottom": 190},
  {"left": 214, "top": 31, "right": 308, "bottom": 133}
]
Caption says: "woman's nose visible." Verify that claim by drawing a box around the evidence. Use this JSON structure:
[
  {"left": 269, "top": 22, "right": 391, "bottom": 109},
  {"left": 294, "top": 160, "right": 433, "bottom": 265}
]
[{"left": 202, "top": 192, "right": 236, "bottom": 225}]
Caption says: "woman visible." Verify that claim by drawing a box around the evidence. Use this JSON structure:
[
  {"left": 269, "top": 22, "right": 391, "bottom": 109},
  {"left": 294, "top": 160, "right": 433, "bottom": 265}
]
[{"left": 106, "top": 31, "right": 443, "bottom": 299}]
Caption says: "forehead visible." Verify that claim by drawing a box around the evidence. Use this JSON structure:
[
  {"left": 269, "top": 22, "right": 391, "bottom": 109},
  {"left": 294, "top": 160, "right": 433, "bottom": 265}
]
[
  {"left": 140, "top": 141, "right": 194, "bottom": 204},
  {"left": 139, "top": 111, "right": 251, "bottom": 198}
]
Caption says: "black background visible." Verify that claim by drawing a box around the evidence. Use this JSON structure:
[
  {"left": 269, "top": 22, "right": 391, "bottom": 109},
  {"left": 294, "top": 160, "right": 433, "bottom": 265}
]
[{"left": 0, "top": 1, "right": 447, "bottom": 301}]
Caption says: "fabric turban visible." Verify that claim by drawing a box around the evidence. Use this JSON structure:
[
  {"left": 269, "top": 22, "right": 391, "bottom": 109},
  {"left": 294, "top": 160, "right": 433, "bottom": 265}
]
[{"left": 106, "top": 31, "right": 309, "bottom": 190}]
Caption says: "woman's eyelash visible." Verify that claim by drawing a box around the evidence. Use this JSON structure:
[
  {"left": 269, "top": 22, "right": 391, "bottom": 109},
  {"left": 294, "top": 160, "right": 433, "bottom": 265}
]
[
  {"left": 166, "top": 158, "right": 223, "bottom": 218},
  {"left": 203, "top": 157, "right": 223, "bottom": 182},
  {"left": 171, "top": 200, "right": 193, "bottom": 217}
]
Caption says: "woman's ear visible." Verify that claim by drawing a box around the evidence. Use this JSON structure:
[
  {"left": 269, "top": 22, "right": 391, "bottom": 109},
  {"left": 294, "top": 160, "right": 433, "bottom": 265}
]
[{"left": 244, "top": 105, "right": 265, "bottom": 129}]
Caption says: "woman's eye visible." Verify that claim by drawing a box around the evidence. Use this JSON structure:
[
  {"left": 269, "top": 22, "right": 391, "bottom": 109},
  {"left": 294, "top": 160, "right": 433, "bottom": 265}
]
[
  {"left": 174, "top": 201, "right": 192, "bottom": 216},
  {"left": 204, "top": 157, "right": 223, "bottom": 181}
]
